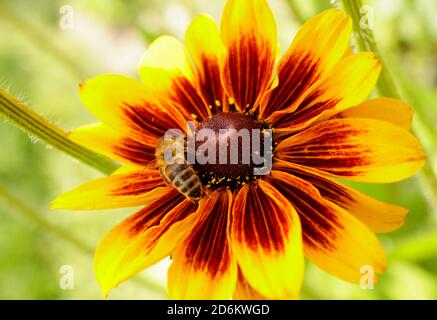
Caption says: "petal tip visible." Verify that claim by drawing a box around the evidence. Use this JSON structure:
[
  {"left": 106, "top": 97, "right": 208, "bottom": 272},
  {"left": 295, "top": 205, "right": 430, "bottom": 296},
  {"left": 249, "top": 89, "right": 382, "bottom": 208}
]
[
  {"left": 50, "top": 197, "right": 64, "bottom": 210},
  {"left": 50, "top": 191, "right": 77, "bottom": 210},
  {"left": 101, "top": 290, "right": 109, "bottom": 299}
]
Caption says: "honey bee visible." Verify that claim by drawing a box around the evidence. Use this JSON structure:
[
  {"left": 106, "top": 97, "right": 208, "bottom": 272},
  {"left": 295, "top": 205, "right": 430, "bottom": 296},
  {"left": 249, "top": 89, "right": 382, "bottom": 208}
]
[{"left": 155, "top": 135, "right": 203, "bottom": 202}]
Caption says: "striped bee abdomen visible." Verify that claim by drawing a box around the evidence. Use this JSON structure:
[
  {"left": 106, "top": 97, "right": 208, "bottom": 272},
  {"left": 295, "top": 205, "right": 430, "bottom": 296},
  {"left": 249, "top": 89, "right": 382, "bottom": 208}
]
[{"left": 164, "top": 163, "right": 203, "bottom": 201}]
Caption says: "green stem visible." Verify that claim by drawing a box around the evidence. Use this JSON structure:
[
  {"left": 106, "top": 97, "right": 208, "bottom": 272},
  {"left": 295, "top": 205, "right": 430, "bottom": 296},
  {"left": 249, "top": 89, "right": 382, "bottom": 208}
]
[
  {"left": 342, "top": 0, "right": 400, "bottom": 98},
  {"left": 0, "top": 185, "right": 166, "bottom": 297},
  {"left": 342, "top": 0, "right": 437, "bottom": 212},
  {"left": 0, "top": 2, "right": 86, "bottom": 80},
  {"left": 0, "top": 86, "right": 119, "bottom": 175},
  {"left": 0, "top": 184, "right": 94, "bottom": 254}
]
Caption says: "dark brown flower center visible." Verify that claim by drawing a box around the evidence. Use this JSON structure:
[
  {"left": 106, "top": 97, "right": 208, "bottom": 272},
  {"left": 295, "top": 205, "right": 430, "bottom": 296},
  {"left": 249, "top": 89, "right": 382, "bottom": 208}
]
[{"left": 191, "top": 112, "right": 272, "bottom": 189}]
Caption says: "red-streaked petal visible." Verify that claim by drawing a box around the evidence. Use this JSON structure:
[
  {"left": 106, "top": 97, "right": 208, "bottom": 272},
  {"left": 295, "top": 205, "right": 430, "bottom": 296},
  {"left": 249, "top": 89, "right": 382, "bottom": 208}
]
[
  {"left": 79, "top": 74, "right": 187, "bottom": 143},
  {"left": 221, "top": 0, "right": 277, "bottom": 112},
  {"left": 51, "top": 170, "right": 166, "bottom": 210},
  {"left": 69, "top": 123, "right": 155, "bottom": 167},
  {"left": 271, "top": 53, "right": 381, "bottom": 132},
  {"left": 231, "top": 180, "right": 304, "bottom": 299},
  {"left": 273, "top": 161, "right": 408, "bottom": 233},
  {"left": 275, "top": 118, "right": 426, "bottom": 183},
  {"left": 168, "top": 190, "right": 237, "bottom": 299},
  {"left": 185, "top": 14, "right": 228, "bottom": 114},
  {"left": 267, "top": 170, "right": 387, "bottom": 284},
  {"left": 334, "top": 97, "right": 413, "bottom": 130},
  {"left": 94, "top": 188, "right": 199, "bottom": 297},
  {"left": 260, "top": 9, "right": 352, "bottom": 118},
  {"left": 139, "top": 36, "right": 210, "bottom": 121}
]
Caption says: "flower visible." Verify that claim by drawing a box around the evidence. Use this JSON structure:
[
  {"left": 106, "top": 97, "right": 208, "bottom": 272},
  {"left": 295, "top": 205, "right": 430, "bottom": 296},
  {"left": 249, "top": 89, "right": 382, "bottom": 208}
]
[{"left": 51, "top": 0, "right": 425, "bottom": 299}]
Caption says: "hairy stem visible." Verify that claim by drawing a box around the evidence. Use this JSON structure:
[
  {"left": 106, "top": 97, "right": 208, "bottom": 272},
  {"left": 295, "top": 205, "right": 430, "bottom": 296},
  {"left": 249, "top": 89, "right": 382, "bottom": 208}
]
[
  {"left": 0, "top": 87, "right": 119, "bottom": 175},
  {"left": 341, "top": 0, "right": 400, "bottom": 98}
]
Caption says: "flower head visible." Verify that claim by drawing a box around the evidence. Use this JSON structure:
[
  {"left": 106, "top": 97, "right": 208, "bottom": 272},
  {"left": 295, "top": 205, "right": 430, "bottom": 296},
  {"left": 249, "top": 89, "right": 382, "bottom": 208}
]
[{"left": 52, "top": 0, "right": 425, "bottom": 299}]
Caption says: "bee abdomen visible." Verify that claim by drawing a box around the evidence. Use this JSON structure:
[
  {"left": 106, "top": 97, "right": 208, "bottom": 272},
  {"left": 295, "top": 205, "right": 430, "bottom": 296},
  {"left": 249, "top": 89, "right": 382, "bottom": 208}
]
[
  {"left": 165, "top": 164, "right": 202, "bottom": 201},
  {"left": 185, "top": 184, "right": 202, "bottom": 200},
  {"left": 165, "top": 164, "right": 190, "bottom": 183}
]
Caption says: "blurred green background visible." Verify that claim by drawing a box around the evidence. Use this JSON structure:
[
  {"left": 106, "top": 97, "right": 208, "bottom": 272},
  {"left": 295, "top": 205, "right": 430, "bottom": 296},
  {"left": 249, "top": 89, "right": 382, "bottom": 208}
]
[{"left": 0, "top": 0, "right": 436, "bottom": 299}]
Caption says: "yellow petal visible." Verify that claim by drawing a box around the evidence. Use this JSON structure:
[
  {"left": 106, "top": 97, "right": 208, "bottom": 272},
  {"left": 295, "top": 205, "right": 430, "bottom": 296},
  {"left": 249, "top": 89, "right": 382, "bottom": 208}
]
[
  {"left": 139, "top": 36, "right": 210, "bottom": 120},
  {"left": 233, "top": 269, "right": 267, "bottom": 300},
  {"left": 111, "top": 159, "right": 158, "bottom": 175},
  {"left": 167, "top": 190, "right": 237, "bottom": 299},
  {"left": 139, "top": 35, "right": 193, "bottom": 79},
  {"left": 268, "top": 170, "right": 387, "bottom": 284},
  {"left": 335, "top": 97, "right": 413, "bottom": 130},
  {"left": 51, "top": 170, "right": 165, "bottom": 210},
  {"left": 272, "top": 53, "right": 381, "bottom": 131},
  {"left": 94, "top": 188, "right": 198, "bottom": 297},
  {"left": 79, "top": 74, "right": 187, "bottom": 142},
  {"left": 274, "top": 161, "right": 408, "bottom": 233},
  {"left": 275, "top": 118, "right": 426, "bottom": 183},
  {"left": 260, "top": 9, "right": 352, "bottom": 118},
  {"left": 233, "top": 269, "right": 300, "bottom": 300},
  {"left": 185, "top": 14, "right": 228, "bottom": 113},
  {"left": 111, "top": 164, "right": 144, "bottom": 175},
  {"left": 70, "top": 123, "right": 155, "bottom": 166},
  {"left": 231, "top": 180, "right": 304, "bottom": 299},
  {"left": 221, "top": 0, "right": 277, "bottom": 112}
]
